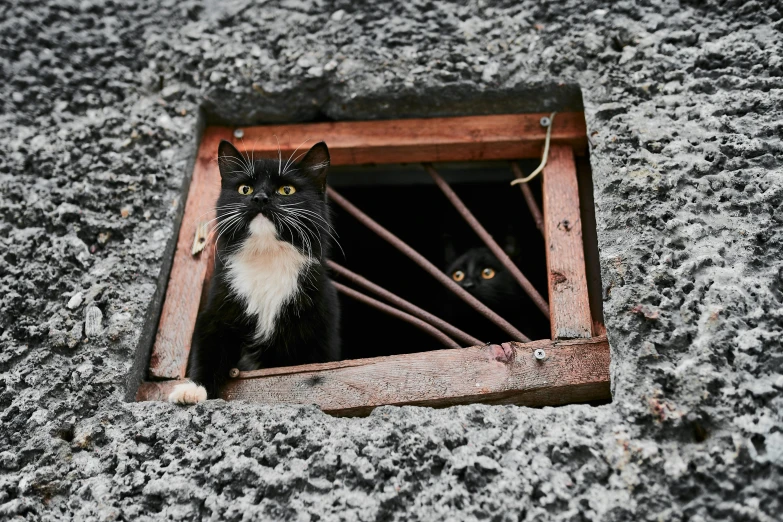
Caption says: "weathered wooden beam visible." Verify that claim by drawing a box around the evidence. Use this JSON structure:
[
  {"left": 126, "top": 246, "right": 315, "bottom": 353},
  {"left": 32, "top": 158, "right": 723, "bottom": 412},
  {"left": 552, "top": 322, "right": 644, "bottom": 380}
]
[
  {"left": 148, "top": 128, "right": 232, "bottom": 380},
  {"left": 542, "top": 145, "right": 593, "bottom": 339},
  {"left": 230, "top": 112, "right": 587, "bottom": 166},
  {"left": 137, "top": 337, "right": 610, "bottom": 415}
]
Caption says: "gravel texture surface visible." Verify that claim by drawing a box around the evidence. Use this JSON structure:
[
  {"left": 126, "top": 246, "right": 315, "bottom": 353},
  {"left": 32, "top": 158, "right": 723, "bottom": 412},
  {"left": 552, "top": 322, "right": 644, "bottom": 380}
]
[{"left": 1, "top": 0, "right": 782, "bottom": 520}]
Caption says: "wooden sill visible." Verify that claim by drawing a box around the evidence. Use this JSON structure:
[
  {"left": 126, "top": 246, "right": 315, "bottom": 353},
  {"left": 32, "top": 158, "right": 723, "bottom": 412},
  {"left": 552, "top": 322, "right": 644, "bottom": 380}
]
[{"left": 138, "top": 336, "right": 609, "bottom": 416}]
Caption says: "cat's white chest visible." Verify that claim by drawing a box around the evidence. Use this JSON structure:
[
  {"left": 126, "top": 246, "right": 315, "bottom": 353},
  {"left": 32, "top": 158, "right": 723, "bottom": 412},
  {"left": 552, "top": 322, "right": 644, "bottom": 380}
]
[{"left": 225, "top": 216, "right": 309, "bottom": 342}]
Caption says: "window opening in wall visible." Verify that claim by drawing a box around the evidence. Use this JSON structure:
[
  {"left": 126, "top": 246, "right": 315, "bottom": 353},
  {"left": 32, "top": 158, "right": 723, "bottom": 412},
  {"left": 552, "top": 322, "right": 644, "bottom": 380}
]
[
  {"left": 136, "top": 112, "right": 610, "bottom": 416},
  {"left": 330, "top": 161, "right": 550, "bottom": 359}
]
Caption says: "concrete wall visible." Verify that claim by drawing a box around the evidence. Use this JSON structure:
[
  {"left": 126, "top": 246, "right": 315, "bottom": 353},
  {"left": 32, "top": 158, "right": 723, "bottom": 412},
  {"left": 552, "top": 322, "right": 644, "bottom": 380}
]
[{"left": 1, "top": 1, "right": 781, "bottom": 520}]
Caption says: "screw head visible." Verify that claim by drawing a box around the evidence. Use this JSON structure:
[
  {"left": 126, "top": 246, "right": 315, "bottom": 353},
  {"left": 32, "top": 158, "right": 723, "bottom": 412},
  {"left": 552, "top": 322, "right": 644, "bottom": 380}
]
[
  {"left": 233, "top": 128, "right": 245, "bottom": 139},
  {"left": 534, "top": 348, "right": 546, "bottom": 361},
  {"left": 229, "top": 368, "right": 240, "bottom": 378},
  {"left": 539, "top": 117, "right": 551, "bottom": 128}
]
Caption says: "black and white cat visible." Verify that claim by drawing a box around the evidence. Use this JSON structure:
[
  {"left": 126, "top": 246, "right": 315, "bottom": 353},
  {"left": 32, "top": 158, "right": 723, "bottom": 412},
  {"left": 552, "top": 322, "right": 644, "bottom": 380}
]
[{"left": 169, "top": 141, "right": 341, "bottom": 404}]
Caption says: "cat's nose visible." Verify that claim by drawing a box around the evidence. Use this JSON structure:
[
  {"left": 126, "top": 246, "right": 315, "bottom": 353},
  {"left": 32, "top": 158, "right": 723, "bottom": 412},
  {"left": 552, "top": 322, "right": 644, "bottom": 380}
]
[
  {"left": 462, "top": 280, "right": 475, "bottom": 289},
  {"left": 252, "top": 193, "right": 269, "bottom": 204}
]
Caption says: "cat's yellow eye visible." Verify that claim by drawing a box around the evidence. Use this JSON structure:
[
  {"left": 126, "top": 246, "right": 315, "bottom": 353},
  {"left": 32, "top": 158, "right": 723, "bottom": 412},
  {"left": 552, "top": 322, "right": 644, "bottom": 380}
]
[
  {"left": 278, "top": 185, "right": 296, "bottom": 196},
  {"left": 238, "top": 184, "right": 254, "bottom": 196},
  {"left": 481, "top": 268, "right": 496, "bottom": 280},
  {"left": 452, "top": 270, "right": 465, "bottom": 282}
]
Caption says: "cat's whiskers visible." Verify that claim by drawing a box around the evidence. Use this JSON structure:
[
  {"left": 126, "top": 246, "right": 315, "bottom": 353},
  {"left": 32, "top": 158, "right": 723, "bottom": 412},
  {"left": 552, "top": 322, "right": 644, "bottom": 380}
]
[
  {"left": 292, "top": 216, "right": 324, "bottom": 258},
  {"left": 218, "top": 155, "right": 253, "bottom": 179},
  {"left": 284, "top": 212, "right": 327, "bottom": 253},
  {"left": 274, "top": 134, "right": 282, "bottom": 176},
  {"left": 270, "top": 216, "right": 318, "bottom": 289},
  {"left": 282, "top": 208, "right": 345, "bottom": 258},
  {"left": 280, "top": 212, "right": 316, "bottom": 249},
  {"left": 281, "top": 137, "right": 312, "bottom": 176},
  {"left": 251, "top": 137, "right": 259, "bottom": 169},
  {"left": 213, "top": 208, "right": 244, "bottom": 223},
  {"left": 279, "top": 214, "right": 315, "bottom": 263},
  {"left": 291, "top": 219, "right": 315, "bottom": 263},
  {"left": 218, "top": 156, "right": 247, "bottom": 168},
  {"left": 276, "top": 213, "right": 303, "bottom": 249},
  {"left": 212, "top": 216, "right": 246, "bottom": 265},
  {"left": 202, "top": 211, "right": 241, "bottom": 231},
  {"left": 237, "top": 137, "right": 257, "bottom": 179},
  {"left": 271, "top": 214, "right": 299, "bottom": 252},
  {"left": 211, "top": 217, "right": 242, "bottom": 247},
  {"left": 193, "top": 203, "right": 245, "bottom": 222},
  {"left": 299, "top": 271, "right": 315, "bottom": 308},
  {"left": 284, "top": 212, "right": 337, "bottom": 239},
  {"left": 214, "top": 211, "right": 244, "bottom": 232},
  {"left": 284, "top": 207, "right": 338, "bottom": 235},
  {"left": 204, "top": 210, "right": 243, "bottom": 236},
  {"left": 211, "top": 211, "right": 247, "bottom": 263},
  {"left": 282, "top": 149, "right": 311, "bottom": 175},
  {"left": 280, "top": 202, "right": 332, "bottom": 221}
]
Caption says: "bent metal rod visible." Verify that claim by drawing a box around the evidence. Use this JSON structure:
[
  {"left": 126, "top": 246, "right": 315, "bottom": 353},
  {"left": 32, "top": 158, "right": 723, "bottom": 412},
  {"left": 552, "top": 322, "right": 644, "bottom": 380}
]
[
  {"left": 327, "top": 187, "right": 531, "bottom": 343},
  {"left": 423, "top": 163, "right": 550, "bottom": 318},
  {"left": 511, "top": 162, "right": 544, "bottom": 236},
  {"left": 328, "top": 260, "right": 483, "bottom": 347},
  {"left": 332, "top": 281, "right": 461, "bottom": 349}
]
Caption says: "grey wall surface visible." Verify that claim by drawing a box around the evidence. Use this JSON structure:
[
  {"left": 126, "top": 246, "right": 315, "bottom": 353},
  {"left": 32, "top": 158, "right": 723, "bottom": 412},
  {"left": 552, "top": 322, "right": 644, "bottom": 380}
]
[{"left": 1, "top": 0, "right": 782, "bottom": 520}]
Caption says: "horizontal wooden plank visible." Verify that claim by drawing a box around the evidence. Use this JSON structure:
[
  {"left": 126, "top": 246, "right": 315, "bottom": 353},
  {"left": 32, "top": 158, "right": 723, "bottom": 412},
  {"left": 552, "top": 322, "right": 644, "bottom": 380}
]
[
  {"left": 227, "top": 112, "right": 587, "bottom": 166},
  {"left": 137, "top": 337, "right": 610, "bottom": 415}
]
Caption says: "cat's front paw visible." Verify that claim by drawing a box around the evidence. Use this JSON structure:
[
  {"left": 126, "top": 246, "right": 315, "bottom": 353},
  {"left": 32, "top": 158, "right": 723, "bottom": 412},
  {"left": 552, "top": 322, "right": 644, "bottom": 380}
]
[{"left": 168, "top": 381, "right": 207, "bottom": 405}]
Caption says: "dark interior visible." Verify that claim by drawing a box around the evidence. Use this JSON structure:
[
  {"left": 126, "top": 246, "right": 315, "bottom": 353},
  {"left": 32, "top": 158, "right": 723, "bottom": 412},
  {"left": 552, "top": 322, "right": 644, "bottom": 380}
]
[{"left": 329, "top": 160, "right": 556, "bottom": 360}]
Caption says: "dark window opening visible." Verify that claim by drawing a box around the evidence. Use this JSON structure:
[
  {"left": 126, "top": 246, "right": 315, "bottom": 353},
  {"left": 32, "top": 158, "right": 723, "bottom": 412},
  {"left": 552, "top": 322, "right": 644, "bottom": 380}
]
[{"left": 330, "top": 161, "right": 551, "bottom": 359}]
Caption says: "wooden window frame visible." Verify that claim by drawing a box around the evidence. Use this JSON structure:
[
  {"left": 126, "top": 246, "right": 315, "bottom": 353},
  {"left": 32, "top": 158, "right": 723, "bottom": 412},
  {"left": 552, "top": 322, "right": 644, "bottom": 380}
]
[{"left": 136, "top": 112, "right": 610, "bottom": 415}]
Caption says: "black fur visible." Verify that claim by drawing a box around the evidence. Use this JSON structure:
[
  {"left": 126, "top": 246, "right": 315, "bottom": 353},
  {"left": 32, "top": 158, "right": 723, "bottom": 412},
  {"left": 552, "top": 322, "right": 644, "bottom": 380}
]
[
  {"left": 443, "top": 242, "right": 526, "bottom": 343},
  {"left": 187, "top": 141, "right": 340, "bottom": 398}
]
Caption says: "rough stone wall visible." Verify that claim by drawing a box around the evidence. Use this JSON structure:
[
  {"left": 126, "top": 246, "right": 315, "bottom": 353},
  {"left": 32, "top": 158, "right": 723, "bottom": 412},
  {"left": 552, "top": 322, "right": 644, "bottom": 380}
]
[{"left": 1, "top": 0, "right": 782, "bottom": 520}]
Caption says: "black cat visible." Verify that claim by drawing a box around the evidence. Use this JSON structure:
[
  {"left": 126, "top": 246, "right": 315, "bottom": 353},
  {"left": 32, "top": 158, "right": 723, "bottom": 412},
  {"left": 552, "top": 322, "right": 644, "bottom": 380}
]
[
  {"left": 443, "top": 236, "right": 544, "bottom": 343},
  {"left": 169, "top": 141, "right": 340, "bottom": 404}
]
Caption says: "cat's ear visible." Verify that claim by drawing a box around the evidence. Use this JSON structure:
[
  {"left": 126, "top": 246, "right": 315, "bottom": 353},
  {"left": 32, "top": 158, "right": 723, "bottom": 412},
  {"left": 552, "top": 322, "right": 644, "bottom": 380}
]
[
  {"left": 297, "top": 142, "right": 330, "bottom": 190},
  {"left": 217, "top": 140, "right": 247, "bottom": 180}
]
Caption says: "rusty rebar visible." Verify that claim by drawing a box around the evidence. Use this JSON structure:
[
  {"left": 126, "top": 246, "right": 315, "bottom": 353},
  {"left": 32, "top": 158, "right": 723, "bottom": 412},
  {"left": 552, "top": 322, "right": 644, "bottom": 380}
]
[
  {"left": 332, "top": 281, "right": 461, "bottom": 349},
  {"left": 327, "top": 187, "right": 530, "bottom": 343},
  {"left": 511, "top": 162, "right": 544, "bottom": 235},
  {"left": 328, "top": 260, "right": 483, "bottom": 346},
  {"left": 423, "top": 163, "right": 550, "bottom": 318}
]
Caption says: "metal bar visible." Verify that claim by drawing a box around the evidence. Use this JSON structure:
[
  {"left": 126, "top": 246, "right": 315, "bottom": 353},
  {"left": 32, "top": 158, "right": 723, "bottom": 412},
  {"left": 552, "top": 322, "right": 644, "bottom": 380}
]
[
  {"left": 423, "top": 163, "right": 551, "bottom": 318},
  {"left": 511, "top": 162, "right": 544, "bottom": 235},
  {"left": 332, "top": 281, "right": 461, "bottom": 349},
  {"left": 327, "top": 188, "right": 531, "bottom": 343},
  {"left": 328, "top": 261, "right": 483, "bottom": 346}
]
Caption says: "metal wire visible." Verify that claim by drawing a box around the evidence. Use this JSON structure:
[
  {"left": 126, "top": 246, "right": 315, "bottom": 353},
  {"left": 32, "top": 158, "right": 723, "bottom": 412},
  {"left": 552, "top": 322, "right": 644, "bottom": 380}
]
[
  {"left": 328, "top": 260, "right": 483, "bottom": 346},
  {"left": 510, "top": 112, "right": 557, "bottom": 185},
  {"left": 423, "top": 164, "right": 550, "bottom": 318},
  {"left": 332, "top": 281, "right": 461, "bottom": 349},
  {"left": 327, "top": 187, "right": 531, "bottom": 343}
]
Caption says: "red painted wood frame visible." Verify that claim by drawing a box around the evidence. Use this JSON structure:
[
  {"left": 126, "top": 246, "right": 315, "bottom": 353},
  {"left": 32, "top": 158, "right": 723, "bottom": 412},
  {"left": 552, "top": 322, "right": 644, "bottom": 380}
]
[{"left": 136, "top": 112, "right": 610, "bottom": 415}]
